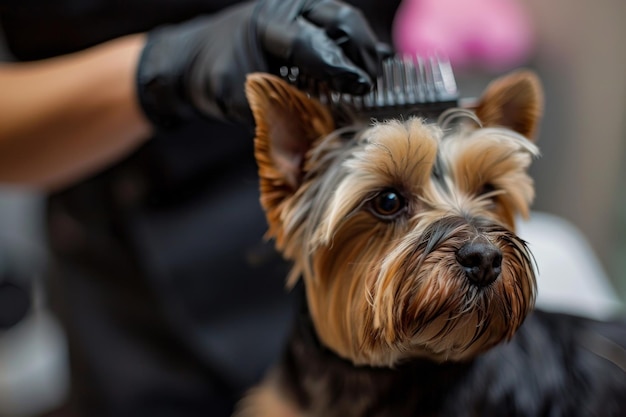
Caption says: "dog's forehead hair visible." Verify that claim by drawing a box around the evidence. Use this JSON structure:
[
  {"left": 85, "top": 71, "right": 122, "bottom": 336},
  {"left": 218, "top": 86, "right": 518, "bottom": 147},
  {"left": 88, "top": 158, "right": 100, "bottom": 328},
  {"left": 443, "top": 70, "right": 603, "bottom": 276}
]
[
  {"left": 306, "top": 116, "right": 538, "bottom": 245},
  {"left": 351, "top": 118, "right": 442, "bottom": 190},
  {"left": 353, "top": 117, "right": 536, "bottom": 193}
]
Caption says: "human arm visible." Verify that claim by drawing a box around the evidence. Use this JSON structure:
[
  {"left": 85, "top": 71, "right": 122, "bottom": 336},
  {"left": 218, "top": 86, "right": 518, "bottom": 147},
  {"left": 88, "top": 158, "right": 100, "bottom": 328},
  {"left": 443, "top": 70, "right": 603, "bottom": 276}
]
[{"left": 0, "top": 34, "right": 152, "bottom": 191}]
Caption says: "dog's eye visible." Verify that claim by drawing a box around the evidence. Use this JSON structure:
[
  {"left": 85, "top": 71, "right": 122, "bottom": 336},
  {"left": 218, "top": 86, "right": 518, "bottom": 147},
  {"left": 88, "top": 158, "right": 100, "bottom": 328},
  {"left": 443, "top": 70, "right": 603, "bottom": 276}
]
[{"left": 370, "top": 189, "right": 406, "bottom": 219}]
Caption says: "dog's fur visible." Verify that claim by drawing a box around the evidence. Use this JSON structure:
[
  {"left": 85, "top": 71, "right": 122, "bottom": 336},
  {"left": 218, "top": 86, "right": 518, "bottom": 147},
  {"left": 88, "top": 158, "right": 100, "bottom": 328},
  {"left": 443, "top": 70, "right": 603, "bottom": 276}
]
[{"left": 234, "top": 71, "right": 626, "bottom": 416}]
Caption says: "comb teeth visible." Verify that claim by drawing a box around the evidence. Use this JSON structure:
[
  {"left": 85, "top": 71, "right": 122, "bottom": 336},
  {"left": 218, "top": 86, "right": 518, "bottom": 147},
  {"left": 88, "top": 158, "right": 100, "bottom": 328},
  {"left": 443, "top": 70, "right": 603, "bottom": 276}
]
[{"left": 280, "top": 54, "right": 459, "bottom": 121}]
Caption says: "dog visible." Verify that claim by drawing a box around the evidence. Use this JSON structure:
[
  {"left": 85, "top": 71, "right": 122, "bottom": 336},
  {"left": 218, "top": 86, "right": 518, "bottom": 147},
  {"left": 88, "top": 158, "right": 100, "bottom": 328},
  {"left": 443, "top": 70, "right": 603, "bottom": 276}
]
[{"left": 235, "top": 70, "right": 626, "bottom": 416}]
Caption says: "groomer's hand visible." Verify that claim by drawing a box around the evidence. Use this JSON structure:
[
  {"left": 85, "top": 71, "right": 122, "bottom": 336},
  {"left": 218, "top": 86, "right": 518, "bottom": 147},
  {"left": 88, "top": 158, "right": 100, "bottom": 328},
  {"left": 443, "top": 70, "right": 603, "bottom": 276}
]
[{"left": 137, "top": 0, "right": 389, "bottom": 128}]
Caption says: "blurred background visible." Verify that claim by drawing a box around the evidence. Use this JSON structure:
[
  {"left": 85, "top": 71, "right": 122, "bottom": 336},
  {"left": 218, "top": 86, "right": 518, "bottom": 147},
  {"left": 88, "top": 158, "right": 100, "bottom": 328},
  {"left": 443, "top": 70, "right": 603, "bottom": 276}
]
[
  {"left": 527, "top": 0, "right": 626, "bottom": 297},
  {"left": 0, "top": 0, "right": 625, "bottom": 416}
]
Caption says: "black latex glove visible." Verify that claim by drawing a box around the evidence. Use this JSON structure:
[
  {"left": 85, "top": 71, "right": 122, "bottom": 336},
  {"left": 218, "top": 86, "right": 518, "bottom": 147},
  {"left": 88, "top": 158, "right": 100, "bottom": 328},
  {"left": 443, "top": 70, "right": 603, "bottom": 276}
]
[{"left": 137, "top": 0, "right": 390, "bottom": 128}]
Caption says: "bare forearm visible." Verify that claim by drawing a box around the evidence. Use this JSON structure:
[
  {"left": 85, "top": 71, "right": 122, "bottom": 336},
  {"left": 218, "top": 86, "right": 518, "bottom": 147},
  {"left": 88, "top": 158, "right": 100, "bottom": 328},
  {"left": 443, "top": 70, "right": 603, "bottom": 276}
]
[{"left": 0, "top": 34, "right": 153, "bottom": 190}]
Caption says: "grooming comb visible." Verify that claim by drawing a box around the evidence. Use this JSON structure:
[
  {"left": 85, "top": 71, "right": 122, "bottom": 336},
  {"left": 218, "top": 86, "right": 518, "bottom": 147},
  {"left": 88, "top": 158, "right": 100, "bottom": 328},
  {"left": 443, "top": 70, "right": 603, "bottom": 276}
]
[{"left": 281, "top": 54, "right": 460, "bottom": 122}]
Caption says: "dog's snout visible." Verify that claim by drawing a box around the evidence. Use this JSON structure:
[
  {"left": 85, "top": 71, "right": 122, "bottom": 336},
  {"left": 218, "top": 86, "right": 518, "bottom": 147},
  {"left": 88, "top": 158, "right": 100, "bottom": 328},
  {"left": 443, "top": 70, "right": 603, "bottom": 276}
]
[{"left": 456, "top": 241, "right": 502, "bottom": 287}]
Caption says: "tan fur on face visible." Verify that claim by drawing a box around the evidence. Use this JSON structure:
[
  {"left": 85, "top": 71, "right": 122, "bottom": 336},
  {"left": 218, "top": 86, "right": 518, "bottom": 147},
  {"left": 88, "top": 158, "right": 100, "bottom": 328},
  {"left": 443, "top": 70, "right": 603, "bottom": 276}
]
[
  {"left": 439, "top": 126, "right": 539, "bottom": 229},
  {"left": 245, "top": 71, "right": 542, "bottom": 366},
  {"left": 296, "top": 122, "right": 537, "bottom": 365},
  {"left": 314, "top": 119, "right": 441, "bottom": 248}
]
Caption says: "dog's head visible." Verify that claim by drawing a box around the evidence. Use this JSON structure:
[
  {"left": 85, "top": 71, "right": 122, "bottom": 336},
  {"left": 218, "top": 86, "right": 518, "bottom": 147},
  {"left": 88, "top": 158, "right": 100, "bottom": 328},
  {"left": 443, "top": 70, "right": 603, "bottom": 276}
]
[{"left": 245, "top": 70, "right": 543, "bottom": 366}]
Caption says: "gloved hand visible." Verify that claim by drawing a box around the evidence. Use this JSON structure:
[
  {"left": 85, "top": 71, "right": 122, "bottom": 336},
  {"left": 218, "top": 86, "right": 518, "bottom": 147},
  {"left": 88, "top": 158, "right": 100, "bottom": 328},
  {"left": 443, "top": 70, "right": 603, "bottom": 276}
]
[{"left": 137, "top": 0, "right": 390, "bottom": 128}]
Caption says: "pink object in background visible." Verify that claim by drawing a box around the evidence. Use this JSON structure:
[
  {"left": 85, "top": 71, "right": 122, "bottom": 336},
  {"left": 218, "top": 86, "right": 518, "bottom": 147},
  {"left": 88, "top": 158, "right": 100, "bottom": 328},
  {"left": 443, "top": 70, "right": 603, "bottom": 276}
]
[{"left": 392, "top": 0, "right": 535, "bottom": 72}]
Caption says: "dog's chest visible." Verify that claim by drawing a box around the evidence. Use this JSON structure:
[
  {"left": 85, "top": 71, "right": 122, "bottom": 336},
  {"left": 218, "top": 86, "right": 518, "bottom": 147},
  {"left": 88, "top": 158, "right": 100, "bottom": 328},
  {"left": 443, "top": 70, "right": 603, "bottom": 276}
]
[{"left": 273, "top": 315, "right": 474, "bottom": 417}]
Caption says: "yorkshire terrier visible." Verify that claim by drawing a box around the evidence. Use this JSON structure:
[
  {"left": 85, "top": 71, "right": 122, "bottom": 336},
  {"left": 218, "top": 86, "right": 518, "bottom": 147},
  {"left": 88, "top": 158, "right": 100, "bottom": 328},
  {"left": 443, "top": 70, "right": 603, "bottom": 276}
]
[{"left": 235, "top": 71, "right": 626, "bottom": 416}]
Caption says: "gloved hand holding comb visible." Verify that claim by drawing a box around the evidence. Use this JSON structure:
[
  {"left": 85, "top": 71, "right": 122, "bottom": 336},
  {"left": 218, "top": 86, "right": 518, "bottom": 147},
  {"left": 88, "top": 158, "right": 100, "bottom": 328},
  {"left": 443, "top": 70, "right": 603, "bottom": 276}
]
[{"left": 137, "top": 0, "right": 390, "bottom": 128}]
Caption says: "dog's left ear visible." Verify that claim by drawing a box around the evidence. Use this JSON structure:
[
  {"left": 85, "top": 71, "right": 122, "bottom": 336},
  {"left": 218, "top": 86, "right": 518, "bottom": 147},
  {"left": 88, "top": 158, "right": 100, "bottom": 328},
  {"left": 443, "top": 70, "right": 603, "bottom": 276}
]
[
  {"left": 245, "top": 73, "right": 334, "bottom": 245},
  {"left": 245, "top": 73, "right": 335, "bottom": 190},
  {"left": 474, "top": 70, "right": 543, "bottom": 140}
]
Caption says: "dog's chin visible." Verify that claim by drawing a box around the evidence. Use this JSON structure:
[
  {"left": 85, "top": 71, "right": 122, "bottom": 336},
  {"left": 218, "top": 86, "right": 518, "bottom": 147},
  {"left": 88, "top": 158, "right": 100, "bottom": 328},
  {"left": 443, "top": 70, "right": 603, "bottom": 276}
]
[
  {"left": 328, "top": 293, "right": 534, "bottom": 368},
  {"left": 356, "top": 309, "right": 526, "bottom": 367},
  {"left": 361, "top": 253, "right": 533, "bottom": 367},
  {"left": 404, "top": 274, "right": 533, "bottom": 363},
  {"left": 407, "top": 308, "right": 520, "bottom": 363},
  {"left": 344, "top": 321, "right": 517, "bottom": 368}
]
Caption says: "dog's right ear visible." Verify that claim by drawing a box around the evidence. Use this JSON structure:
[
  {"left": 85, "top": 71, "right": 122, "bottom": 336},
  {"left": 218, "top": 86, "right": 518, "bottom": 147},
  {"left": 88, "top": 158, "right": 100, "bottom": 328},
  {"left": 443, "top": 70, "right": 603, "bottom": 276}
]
[
  {"left": 474, "top": 70, "right": 543, "bottom": 141},
  {"left": 245, "top": 73, "right": 335, "bottom": 236}
]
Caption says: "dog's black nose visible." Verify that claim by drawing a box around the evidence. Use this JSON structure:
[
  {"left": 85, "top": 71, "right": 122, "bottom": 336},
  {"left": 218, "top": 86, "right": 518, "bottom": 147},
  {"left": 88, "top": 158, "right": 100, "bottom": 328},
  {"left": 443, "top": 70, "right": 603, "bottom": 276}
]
[{"left": 456, "top": 241, "right": 502, "bottom": 287}]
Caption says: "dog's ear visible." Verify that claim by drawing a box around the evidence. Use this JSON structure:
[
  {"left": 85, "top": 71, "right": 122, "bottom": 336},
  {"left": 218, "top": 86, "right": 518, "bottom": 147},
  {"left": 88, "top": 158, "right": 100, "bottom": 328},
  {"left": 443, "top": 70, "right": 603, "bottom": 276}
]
[
  {"left": 474, "top": 70, "right": 543, "bottom": 140},
  {"left": 245, "top": 73, "right": 334, "bottom": 246},
  {"left": 245, "top": 73, "right": 335, "bottom": 190}
]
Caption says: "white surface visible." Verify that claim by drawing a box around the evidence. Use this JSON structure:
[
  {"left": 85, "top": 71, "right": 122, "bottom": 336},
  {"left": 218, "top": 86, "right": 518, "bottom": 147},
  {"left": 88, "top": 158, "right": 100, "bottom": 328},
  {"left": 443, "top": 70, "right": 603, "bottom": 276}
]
[
  {"left": 519, "top": 211, "right": 624, "bottom": 319},
  {"left": 0, "top": 311, "right": 69, "bottom": 417}
]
